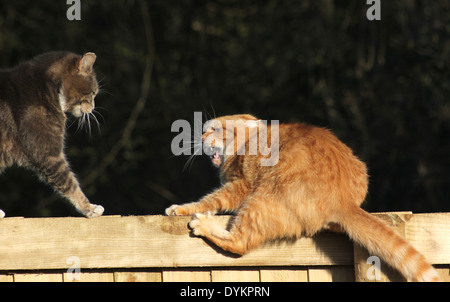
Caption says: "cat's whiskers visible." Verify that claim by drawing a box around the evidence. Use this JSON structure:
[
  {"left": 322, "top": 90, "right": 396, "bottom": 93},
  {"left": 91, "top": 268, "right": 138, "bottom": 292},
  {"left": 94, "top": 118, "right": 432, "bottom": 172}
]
[
  {"left": 92, "top": 108, "right": 106, "bottom": 123},
  {"left": 76, "top": 111, "right": 101, "bottom": 138},
  {"left": 170, "top": 137, "right": 203, "bottom": 173},
  {"left": 170, "top": 140, "right": 202, "bottom": 159},
  {"left": 87, "top": 113, "right": 93, "bottom": 139},
  {"left": 183, "top": 144, "right": 203, "bottom": 173},
  {"left": 202, "top": 102, "right": 217, "bottom": 123},
  {"left": 96, "top": 76, "right": 112, "bottom": 97},
  {"left": 76, "top": 113, "right": 85, "bottom": 133},
  {"left": 89, "top": 112, "right": 101, "bottom": 134},
  {"left": 180, "top": 116, "right": 208, "bottom": 172},
  {"left": 171, "top": 113, "right": 205, "bottom": 172},
  {"left": 67, "top": 117, "right": 79, "bottom": 130}
]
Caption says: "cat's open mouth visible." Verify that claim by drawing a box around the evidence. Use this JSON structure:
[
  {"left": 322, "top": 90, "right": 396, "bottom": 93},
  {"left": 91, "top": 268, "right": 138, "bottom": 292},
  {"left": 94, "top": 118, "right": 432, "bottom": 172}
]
[
  {"left": 209, "top": 148, "right": 222, "bottom": 166},
  {"left": 210, "top": 150, "right": 220, "bottom": 160}
]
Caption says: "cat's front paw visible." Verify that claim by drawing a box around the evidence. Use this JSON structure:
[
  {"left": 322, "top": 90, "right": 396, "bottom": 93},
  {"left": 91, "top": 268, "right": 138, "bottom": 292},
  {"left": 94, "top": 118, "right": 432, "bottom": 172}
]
[
  {"left": 165, "top": 204, "right": 192, "bottom": 216},
  {"left": 85, "top": 204, "right": 104, "bottom": 218},
  {"left": 0, "top": 209, "right": 5, "bottom": 219},
  {"left": 165, "top": 204, "right": 180, "bottom": 216},
  {"left": 189, "top": 212, "right": 215, "bottom": 237}
]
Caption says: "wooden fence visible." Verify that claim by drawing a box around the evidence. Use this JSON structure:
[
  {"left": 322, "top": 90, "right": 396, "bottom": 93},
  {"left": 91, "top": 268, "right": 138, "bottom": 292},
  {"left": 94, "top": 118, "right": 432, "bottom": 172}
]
[{"left": 0, "top": 212, "right": 448, "bottom": 282}]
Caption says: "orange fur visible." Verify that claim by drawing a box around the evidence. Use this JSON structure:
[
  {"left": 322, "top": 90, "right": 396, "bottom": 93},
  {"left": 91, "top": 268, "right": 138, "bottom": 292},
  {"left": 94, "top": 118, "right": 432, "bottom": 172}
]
[{"left": 166, "top": 114, "right": 440, "bottom": 282}]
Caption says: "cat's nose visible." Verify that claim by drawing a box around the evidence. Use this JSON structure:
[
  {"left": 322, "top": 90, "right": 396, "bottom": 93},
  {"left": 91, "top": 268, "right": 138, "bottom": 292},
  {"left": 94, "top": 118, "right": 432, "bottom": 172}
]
[{"left": 80, "top": 102, "right": 93, "bottom": 113}]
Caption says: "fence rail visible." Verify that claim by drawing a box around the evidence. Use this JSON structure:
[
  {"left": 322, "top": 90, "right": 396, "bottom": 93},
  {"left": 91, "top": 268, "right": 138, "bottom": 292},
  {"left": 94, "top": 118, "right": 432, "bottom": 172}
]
[{"left": 0, "top": 212, "right": 448, "bottom": 282}]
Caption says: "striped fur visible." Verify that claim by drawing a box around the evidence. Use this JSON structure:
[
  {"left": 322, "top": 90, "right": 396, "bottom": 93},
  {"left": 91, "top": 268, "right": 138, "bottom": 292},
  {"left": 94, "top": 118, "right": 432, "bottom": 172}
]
[
  {"left": 0, "top": 52, "right": 103, "bottom": 218},
  {"left": 166, "top": 114, "right": 440, "bottom": 282}
]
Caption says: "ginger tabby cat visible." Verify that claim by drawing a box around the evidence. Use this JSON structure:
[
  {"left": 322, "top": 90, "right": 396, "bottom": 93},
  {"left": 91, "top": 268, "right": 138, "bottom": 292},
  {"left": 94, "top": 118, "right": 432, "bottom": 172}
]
[{"left": 166, "top": 114, "right": 440, "bottom": 282}]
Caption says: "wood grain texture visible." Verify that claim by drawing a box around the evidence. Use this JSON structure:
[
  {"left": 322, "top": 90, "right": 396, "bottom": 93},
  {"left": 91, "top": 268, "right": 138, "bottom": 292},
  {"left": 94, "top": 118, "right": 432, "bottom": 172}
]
[
  {"left": 0, "top": 215, "right": 353, "bottom": 270},
  {"left": 0, "top": 212, "right": 447, "bottom": 283}
]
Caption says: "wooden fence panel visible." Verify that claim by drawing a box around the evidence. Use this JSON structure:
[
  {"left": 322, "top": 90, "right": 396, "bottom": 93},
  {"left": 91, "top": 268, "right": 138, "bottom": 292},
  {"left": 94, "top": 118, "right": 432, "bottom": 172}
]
[
  {"left": 0, "top": 215, "right": 353, "bottom": 270},
  {"left": 259, "top": 268, "right": 308, "bottom": 282},
  {"left": 0, "top": 212, "right": 448, "bottom": 282}
]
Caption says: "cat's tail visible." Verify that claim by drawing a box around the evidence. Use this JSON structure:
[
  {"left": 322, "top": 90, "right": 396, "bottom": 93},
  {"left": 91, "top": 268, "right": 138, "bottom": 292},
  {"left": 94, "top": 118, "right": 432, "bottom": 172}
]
[{"left": 337, "top": 205, "right": 440, "bottom": 282}]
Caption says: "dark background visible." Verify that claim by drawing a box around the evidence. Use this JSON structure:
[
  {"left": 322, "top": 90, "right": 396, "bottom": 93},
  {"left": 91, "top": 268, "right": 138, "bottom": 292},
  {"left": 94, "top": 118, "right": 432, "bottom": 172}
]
[{"left": 0, "top": 1, "right": 448, "bottom": 217}]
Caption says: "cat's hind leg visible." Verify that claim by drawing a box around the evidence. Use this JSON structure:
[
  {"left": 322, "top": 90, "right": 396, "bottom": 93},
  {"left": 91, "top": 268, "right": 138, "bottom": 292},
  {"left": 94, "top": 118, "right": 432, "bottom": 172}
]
[
  {"left": 189, "top": 212, "right": 252, "bottom": 255},
  {"left": 190, "top": 212, "right": 233, "bottom": 241},
  {"left": 189, "top": 212, "right": 266, "bottom": 255},
  {"left": 188, "top": 196, "right": 276, "bottom": 255}
]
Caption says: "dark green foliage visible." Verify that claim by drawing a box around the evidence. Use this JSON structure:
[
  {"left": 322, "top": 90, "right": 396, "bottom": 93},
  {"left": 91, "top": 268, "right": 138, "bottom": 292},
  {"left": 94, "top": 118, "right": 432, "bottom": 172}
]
[{"left": 0, "top": 1, "right": 448, "bottom": 217}]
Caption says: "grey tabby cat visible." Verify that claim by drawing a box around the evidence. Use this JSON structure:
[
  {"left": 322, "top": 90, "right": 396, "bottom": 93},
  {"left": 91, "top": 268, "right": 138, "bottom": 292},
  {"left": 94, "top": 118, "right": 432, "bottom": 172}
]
[{"left": 0, "top": 51, "right": 104, "bottom": 218}]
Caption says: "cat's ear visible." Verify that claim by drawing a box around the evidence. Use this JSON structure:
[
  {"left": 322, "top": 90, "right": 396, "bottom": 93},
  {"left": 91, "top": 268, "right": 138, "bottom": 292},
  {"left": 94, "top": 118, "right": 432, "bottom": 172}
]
[{"left": 78, "top": 52, "right": 97, "bottom": 75}]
